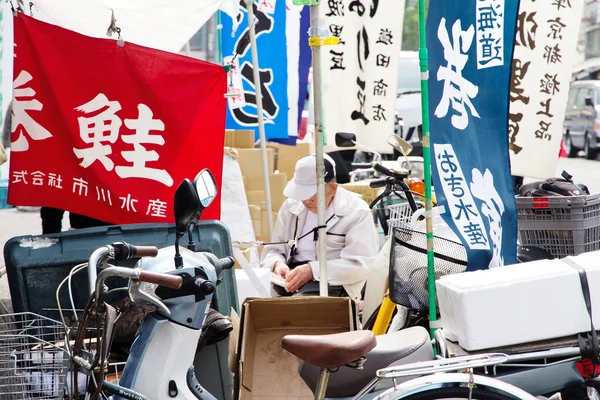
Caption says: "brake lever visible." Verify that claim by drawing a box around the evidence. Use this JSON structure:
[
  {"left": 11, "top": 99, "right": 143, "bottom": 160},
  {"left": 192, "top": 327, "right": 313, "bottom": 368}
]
[
  {"left": 369, "top": 187, "right": 392, "bottom": 209},
  {"left": 129, "top": 280, "right": 171, "bottom": 317}
]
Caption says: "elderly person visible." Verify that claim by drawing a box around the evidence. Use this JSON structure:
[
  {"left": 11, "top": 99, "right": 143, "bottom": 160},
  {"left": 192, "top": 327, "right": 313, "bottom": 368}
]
[{"left": 260, "top": 154, "right": 378, "bottom": 302}]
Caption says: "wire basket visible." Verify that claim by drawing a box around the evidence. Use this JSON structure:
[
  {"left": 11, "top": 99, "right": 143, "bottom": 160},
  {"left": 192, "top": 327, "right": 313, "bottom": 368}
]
[
  {"left": 387, "top": 202, "right": 416, "bottom": 232},
  {"left": 389, "top": 228, "right": 467, "bottom": 313},
  {"left": 0, "top": 313, "right": 68, "bottom": 399}
]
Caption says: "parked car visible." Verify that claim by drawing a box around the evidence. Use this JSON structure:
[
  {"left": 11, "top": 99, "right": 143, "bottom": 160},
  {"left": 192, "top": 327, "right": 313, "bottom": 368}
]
[
  {"left": 563, "top": 80, "right": 600, "bottom": 160},
  {"left": 395, "top": 51, "right": 423, "bottom": 156}
]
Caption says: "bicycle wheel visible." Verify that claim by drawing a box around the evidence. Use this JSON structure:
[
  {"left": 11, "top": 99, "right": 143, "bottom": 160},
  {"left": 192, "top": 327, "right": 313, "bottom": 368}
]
[{"left": 394, "top": 387, "right": 515, "bottom": 400}]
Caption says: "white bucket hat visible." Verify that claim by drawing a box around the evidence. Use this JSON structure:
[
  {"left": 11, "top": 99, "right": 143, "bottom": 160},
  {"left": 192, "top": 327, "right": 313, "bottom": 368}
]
[{"left": 283, "top": 154, "right": 337, "bottom": 201}]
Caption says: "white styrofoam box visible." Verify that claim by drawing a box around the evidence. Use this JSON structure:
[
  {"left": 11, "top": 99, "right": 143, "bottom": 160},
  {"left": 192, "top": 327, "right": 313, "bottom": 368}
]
[
  {"left": 235, "top": 268, "right": 271, "bottom": 310},
  {"left": 437, "top": 251, "right": 600, "bottom": 351}
]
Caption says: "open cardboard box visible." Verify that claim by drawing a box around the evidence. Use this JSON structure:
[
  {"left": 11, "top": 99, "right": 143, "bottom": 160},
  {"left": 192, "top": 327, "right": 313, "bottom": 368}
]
[{"left": 229, "top": 297, "right": 358, "bottom": 400}]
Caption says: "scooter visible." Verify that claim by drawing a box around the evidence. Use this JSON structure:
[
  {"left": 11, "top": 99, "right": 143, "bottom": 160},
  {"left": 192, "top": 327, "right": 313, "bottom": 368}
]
[
  {"left": 75, "top": 169, "right": 541, "bottom": 400},
  {"left": 78, "top": 169, "right": 584, "bottom": 400}
]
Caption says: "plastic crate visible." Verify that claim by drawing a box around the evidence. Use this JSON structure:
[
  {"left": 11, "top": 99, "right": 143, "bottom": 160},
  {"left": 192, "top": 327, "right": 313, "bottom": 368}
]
[
  {"left": 516, "top": 194, "right": 600, "bottom": 258},
  {"left": 0, "top": 186, "right": 10, "bottom": 209}
]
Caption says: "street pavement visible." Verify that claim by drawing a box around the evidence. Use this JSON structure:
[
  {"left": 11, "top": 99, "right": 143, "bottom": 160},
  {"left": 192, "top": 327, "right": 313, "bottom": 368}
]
[{"left": 0, "top": 156, "right": 599, "bottom": 308}]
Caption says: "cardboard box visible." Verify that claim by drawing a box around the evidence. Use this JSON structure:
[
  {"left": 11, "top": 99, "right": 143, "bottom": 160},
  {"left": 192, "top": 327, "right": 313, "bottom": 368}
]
[
  {"left": 248, "top": 204, "right": 261, "bottom": 221},
  {"left": 341, "top": 180, "right": 382, "bottom": 206},
  {"left": 245, "top": 173, "right": 287, "bottom": 193},
  {"left": 226, "top": 130, "right": 256, "bottom": 149},
  {"left": 230, "top": 297, "right": 357, "bottom": 400},
  {"left": 269, "top": 143, "right": 312, "bottom": 178},
  {"left": 245, "top": 173, "right": 287, "bottom": 211},
  {"left": 238, "top": 148, "right": 275, "bottom": 179}
]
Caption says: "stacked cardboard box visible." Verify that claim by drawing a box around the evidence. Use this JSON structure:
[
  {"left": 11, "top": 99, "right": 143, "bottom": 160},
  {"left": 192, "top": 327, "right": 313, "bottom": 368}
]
[
  {"left": 226, "top": 131, "right": 317, "bottom": 242},
  {"left": 268, "top": 142, "right": 313, "bottom": 180}
]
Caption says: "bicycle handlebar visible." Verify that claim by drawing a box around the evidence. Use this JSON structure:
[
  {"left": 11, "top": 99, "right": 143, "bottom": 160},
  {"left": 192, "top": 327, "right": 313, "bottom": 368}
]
[
  {"left": 373, "top": 162, "right": 394, "bottom": 177},
  {"left": 351, "top": 162, "right": 373, "bottom": 169},
  {"left": 370, "top": 178, "right": 389, "bottom": 188}
]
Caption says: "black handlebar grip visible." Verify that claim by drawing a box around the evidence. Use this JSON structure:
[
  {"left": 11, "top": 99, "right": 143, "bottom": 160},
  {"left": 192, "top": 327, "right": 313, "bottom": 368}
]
[
  {"left": 370, "top": 178, "right": 389, "bottom": 188},
  {"left": 111, "top": 242, "right": 158, "bottom": 261},
  {"left": 373, "top": 163, "right": 394, "bottom": 177},
  {"left": 217, "top": 256, "right": 235, "bottom": 271},
  {"left": 194, "top": 277, "right": 216, "bottom": 295},
  {"left": 351, "top": 163, "right": 373, "bottom": 169}
]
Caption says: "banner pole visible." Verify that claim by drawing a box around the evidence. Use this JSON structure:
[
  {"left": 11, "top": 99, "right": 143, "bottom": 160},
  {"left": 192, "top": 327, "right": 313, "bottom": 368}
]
[
  {"left": 307, "top": 4, "right": 328, "bottom": 297},
  {"left": 246, "top": 0, "right": 274, "bottom": 240},
  {"left": 418, "top": 0, "right": 437, "bottom": 338}
]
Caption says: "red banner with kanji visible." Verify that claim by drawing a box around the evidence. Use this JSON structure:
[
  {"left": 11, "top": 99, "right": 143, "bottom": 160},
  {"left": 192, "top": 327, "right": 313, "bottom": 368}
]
[{"left": 8, "top": 14, "right": 226, "bottom": 224}]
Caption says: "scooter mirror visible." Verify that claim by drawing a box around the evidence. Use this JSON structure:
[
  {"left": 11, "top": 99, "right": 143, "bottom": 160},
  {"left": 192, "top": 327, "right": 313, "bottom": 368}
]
[
  {"left": 335, "top": 132, "right": 357, "bottom": 148},
  {"left": 173, "top": 179, "right": 201, "bottom": 238},
  {"left": 387, "top": 135, "right": 414, "bottom": 156},
  {"left": 193, "top": 169, "right": 218, "bottom": 209}
]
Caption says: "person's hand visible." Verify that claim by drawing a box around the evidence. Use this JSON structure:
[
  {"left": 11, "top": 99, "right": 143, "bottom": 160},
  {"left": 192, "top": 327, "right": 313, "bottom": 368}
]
[
  {"left": 273, "top": 261, "right": 291, "bottom": 279},
  {"left": 285, "top": 264, "right": 313, "bottom": 293}
]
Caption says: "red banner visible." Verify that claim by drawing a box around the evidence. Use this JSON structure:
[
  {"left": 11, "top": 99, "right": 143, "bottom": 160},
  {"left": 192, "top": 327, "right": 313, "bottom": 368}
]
[{"left": 8, "top": 14, "right": 226, "bottom": 223}]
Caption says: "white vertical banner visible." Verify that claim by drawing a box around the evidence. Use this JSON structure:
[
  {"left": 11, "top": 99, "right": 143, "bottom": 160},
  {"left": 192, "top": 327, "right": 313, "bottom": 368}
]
[
  {"left": 319, "top": 0, "right": 404, "bottom": 153},
  {"left": 508, "top": 0, "right": 584, "bottom": 179}
]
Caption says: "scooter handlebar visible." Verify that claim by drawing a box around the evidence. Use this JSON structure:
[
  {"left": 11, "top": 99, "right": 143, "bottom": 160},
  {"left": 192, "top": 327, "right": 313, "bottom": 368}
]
[
  {"left": 111, "top": 242, "right": 159, "bottom": 261},
  {"left": 138, "top": 271, "right": 183, "bottom": 289},
  {"left": 214, "top": 256, "right": 235, "bottom": 275}
]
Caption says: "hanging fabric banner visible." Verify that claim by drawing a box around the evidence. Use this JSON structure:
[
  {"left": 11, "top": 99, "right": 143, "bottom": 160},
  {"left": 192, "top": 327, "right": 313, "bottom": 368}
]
[
  {"left": 221, "top": 0, "right": 290, "bottom": 140},
  {"left": 508, "top": 0, "right": 584, "bottom": 178},
  {"left": 318, "top": 0, "right": 404, "bottom": 153},
  {"left": 8, "top": 14, "right": 226, "bottom": 223},
  {"left": 427, "top": 0, "right": 519, "bottom": 269}
]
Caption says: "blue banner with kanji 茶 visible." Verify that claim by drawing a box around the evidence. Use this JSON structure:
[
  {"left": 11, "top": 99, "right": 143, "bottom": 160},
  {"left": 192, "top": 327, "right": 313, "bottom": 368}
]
[
  {"left": 221, "top": 0, "right": 289, "bottom": 140},
  {"left": 427, "top": 0, "right": 519, "bottom": 269}
]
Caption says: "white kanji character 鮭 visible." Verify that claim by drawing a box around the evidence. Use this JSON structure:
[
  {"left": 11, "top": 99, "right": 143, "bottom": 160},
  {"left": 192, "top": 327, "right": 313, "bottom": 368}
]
[
  {"left": 96, "top": 187, "right": 113, "bottom": 206},
  {"left": 435, "top": 18, "right": 480, "bottom": 130},
  {"left": 11, "top": 71, "right": 53, "bottom": 152},
  {"left": 31, "top": 171, "right": 45, "bottom": 186},
  {"left": 12, "top": 170, "right": 28, "bottom": 184},
  {"left": 115, "top": 104, "right": 173, "bottom": 187},
  {"left": 120, "top": 194, "right": 138, "bottom": 212},
  {"left": 73, "top": 94, "right": 122, "bottom": 170},
  {"left": 48, "top": 173, "right": 63, "bottom": 189},
  {"left": 73, "top": 178, "right": 89, "bottom": 196},
  {"left": 147, "top": 199, "right": 167, "bottom": 218}
]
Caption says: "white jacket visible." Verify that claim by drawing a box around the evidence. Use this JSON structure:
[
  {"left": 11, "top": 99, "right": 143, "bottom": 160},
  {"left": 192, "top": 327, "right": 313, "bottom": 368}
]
[{"left": 260, "top": 187, "right": 379, "bottom": 301}]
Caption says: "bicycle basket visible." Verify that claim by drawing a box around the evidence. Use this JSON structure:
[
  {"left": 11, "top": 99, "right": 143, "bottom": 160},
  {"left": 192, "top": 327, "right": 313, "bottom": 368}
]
[
  {"left": 389, "top": 228, "right": 467, "bottom": 313},
  {"left": 0, "top": 313, "right": 68, "bottom": 399}
]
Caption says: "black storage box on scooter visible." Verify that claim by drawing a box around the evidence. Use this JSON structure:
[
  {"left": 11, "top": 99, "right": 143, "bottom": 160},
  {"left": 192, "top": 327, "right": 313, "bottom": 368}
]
[{"left": 3, "top": 221, "right": 239, "bottom": 400}]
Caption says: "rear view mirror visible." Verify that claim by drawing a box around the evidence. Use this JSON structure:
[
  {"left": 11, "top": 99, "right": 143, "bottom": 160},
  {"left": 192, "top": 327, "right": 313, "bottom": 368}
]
[
  {"left": 387, "top": 135, "right": 414, "bottom": 156},
  {"left": 335, "top": 132, "right": 357, "bottom": 148},
  {"left": 585, "top": 97, "right": 594, "bottom": 107},
  {"left": 193, "top": 169, "right": 218, "bottom": 209},
  {"left": 173, "top": 179, "right": 201, "bottom": 238}
]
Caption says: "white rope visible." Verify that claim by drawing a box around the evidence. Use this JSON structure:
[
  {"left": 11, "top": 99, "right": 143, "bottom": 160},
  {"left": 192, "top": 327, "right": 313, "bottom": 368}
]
[{"left": 232, "top": 240, "right": 295, "bottom": 248}]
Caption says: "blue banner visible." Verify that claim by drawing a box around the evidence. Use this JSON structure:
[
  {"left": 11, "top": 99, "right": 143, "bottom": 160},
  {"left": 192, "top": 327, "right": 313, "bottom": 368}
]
[
  {"left": 269, "top": 5, "right": 312, "bottom": 146},
  {"left": 427, "top": 0, "right": 519, "bottom": 269},
  {"left": 221, "top": 0, "right": 288, "bottom": 140}
]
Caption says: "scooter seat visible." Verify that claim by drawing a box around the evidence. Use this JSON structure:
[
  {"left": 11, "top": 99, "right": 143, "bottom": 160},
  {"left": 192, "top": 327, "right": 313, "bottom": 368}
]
[
  {"left": 281, "top": 331, "right": 377, "bottom": 368},
  {"left": 299, "top": 327, "right": 434, "bottom": 398}
]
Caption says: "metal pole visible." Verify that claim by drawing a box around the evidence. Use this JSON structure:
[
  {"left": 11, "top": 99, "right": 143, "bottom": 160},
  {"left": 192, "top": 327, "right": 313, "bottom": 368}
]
[
  {"left": 308, "top": 6, "right": 328, "bottom": 297},
  {"left": 246, "top": 0, "right": 274, "bottom": 240},
  {"left": 184, "top": 41, "right": 191, "bottom": 56},
  {"left": 418, "top": 0, "right": 436, "bottom": 338}
]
